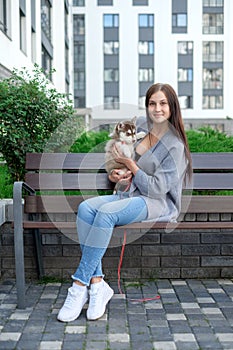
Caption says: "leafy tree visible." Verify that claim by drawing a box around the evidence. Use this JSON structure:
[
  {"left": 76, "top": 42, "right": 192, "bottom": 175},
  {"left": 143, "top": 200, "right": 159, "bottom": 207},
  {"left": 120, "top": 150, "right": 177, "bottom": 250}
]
[{"left": 0, "top": 65, "right": 82, "bottom": 181}]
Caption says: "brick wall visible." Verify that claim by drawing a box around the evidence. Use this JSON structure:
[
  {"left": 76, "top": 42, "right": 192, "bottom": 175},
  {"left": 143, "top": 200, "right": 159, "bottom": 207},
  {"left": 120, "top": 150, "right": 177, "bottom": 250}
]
[{"left": 1, "top": 218, "right": 233, "bottom": 282}]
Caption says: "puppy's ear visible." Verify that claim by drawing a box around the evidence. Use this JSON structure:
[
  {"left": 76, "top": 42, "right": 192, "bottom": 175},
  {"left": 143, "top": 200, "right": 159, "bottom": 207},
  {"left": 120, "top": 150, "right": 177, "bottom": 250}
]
[
  {"left": 131, "top": 116, "right": 137, "bottom": 124},
  {"left": 117, "top": 122, "right": 125, "bottom": 131},
  {"left": 110, "top": 122, "right": 121, "bottom": 138}
]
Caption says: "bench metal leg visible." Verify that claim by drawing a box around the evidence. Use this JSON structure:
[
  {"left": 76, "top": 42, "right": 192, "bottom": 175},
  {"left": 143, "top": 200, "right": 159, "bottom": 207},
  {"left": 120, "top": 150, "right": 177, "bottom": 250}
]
[
  {"left": 34, "top": 228, "right": 45, "bottom": 278},
  {"left": 13, "top": 182, "right": 26, "bottom": 309}
]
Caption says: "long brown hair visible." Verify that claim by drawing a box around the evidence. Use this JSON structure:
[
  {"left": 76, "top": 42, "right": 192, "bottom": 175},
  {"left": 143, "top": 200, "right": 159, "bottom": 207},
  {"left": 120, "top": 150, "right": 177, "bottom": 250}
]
[{"left": 145, "top": 83, "right": 192, "bottom": 180}]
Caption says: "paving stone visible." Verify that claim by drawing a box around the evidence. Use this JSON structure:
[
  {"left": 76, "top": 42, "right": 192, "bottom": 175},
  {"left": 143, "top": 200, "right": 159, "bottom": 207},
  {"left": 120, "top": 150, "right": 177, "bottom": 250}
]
[
  {"left": 0, "top": 332, "right": 21, "bottom": 341},
  {"left": 153, "top": 341, "right": 177, "bottom": 350},
  {"left": 1, "top": 279, "right": 233, "bottom": 349},
  {"left": 62, "top": 341, "right": 85, "bottom": 350},
  {"left": 84, "top": 341, "right": 107, "bottom": 350}
]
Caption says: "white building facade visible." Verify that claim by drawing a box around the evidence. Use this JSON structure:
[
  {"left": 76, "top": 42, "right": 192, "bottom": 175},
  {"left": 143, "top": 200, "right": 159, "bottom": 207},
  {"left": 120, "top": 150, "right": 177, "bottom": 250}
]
[
  {"left": 0, "top": 0, "right": 72, "bottom": 95},
  {"left": 72, "top": 0, "right": 233, "bottom": 130},
  {"left": 1, "top": 0, "right": 233, "bottom": 131}
]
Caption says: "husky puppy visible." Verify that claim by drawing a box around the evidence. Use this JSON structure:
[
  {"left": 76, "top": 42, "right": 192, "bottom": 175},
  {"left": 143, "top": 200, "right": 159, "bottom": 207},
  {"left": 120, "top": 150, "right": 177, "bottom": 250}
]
[{"left": 105, "top": 117, "right": 145, "bottom": 176}]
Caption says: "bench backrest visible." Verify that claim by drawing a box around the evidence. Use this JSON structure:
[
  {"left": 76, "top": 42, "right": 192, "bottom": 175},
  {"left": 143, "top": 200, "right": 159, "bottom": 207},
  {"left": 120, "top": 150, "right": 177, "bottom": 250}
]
[{"left": 24, "top": 152, "right": 233, "bottom": 215}]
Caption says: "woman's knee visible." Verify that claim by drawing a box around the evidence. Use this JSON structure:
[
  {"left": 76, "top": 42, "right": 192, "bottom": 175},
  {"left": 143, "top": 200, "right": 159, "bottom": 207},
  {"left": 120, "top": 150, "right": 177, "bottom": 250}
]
[{"left": 77, "top": 200, "right": 90, "bottom": 219}]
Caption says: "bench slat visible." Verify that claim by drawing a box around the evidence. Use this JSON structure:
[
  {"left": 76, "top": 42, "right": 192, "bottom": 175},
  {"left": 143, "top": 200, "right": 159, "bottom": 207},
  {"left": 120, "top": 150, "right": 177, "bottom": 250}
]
[
  {"left": 26, "top": 152, "right": 233, "bottom": 171},
  {"left": 26, "top": 153, "right": 106, "bottom": 170},
  {"left": 25, "top": 173, "right": 114, "bottom": 191},
  {"left": 24, "top": 172, "right": 233, "bottom": 191},
  {"left": 192, "top": 152, "right": 233, "bottom": 170},
  {"left": 24, "top": 195, "right": 233, "bottom": 214},
  {"left": 191, "top": 173, "right": 233, "bottom": 190},
  {"left": 21, "top": 220, "right": 233, "bottom": 230}
]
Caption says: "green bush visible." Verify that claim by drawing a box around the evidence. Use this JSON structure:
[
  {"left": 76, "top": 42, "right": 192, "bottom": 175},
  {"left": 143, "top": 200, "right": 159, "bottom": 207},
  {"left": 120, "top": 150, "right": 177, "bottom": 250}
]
[
  {"left": 69, "top": 130, "right": 110, "bottom": 153},
  {"left": 70, "top": 126, "right": 233, "bottom": 154},
  {"left": 0, "top": 164, "right": 13, "bottom": 198},
  {"left": 186, "top": 127, "right": 233, "bottom": 152},
  {"left": 0, "top": 64, "right": 81, "bottom": 181},
  {"left": 1, "top": 124, "right": 233, "bottom": 198}
]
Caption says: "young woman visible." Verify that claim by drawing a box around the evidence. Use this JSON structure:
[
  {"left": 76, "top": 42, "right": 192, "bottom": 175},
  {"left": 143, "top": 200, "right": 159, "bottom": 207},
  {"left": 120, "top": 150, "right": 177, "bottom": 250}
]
[{"left": 57, "top": 83, "right": 192, "bottom": 322}]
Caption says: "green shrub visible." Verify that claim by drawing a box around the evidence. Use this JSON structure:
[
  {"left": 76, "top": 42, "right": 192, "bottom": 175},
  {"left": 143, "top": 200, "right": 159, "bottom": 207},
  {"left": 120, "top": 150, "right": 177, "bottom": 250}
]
[
  {"left": 0, "top": 164, "right": 13, "bottom": 198},
  {"left": 2, "top": 123, "right": 233, "bottom": 198},
  {"left": 0, "top": 64, "right": 81, "bottom": 181},
  {"left": 69, "top": 126, "right": 233, "bottom": 154},
  {"left": 69, "top": 130, "right": 110, "bottom": 153},
  {"left": 186, "top": 127, "right": 233, "bottom": 152}
]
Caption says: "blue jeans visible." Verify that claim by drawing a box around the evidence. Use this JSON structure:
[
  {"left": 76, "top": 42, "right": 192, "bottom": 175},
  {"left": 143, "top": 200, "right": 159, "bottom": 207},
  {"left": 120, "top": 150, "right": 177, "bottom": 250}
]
[{"left": 72, "top": 194, "right": 148, "bottom": 286}]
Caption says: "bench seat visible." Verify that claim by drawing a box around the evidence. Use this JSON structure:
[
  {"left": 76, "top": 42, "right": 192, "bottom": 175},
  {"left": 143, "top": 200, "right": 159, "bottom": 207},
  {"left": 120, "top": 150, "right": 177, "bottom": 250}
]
[{"left": 13, "top": 152, "right": 233, "bottom": 308}]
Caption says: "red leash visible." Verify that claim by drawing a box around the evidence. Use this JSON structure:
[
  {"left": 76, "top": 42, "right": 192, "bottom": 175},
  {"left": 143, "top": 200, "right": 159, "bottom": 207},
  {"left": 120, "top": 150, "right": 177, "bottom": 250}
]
[{"left": 117, "top": 229, "right": 160, "bottom": 303}]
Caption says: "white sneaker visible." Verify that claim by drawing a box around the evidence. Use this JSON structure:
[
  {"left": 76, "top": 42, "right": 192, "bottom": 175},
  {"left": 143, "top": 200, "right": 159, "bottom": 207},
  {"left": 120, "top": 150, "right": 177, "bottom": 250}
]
[
  {"left": 57, "top": 283, "right": 88, "bottom": 322},
  {"left": 87, "top": 280, "right": 114, "bottom": 321}
]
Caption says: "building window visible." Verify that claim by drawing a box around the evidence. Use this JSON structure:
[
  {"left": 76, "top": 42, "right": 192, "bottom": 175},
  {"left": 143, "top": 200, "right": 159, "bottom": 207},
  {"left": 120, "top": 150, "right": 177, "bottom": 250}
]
[
  {"left": 139, "top": 68, "right": 154, "bottom": 82},
  {"left": 98, "top": 0, "right": 113, "bottom": 6},
  {"left": 0, "top": 0, "right": 7, "bottom": 34},
  {"left": 104, "top": 41, "right": 119, "bottom": 54},
  {"left": 42, "top": 45, "right": 52, "bottom": 79},
  {"left": 203, "top": 0, "right": 223, "bottom": 6},
  {"left": 104, "top": 69, "right": 119, "bottom": 82},
  {"left": 139, "top": 14, "right": 153, "bottom": 27},
  {"left": 73, "top": 0, "right": 85, "bottom": 6},
  {"left": 64, "top": 2, "right": 69, "bottom": 91},
  {"left": 31, "top": 0, "right": 36, "bottom": 62},
  {"left": 203, "top": 68, "right": 223, "bottom": 89},
  {"left": 64, "top": 4, "right": 68, "bottom": 39},
  {"left": 203, "top": 14, "right": 223, "bottom": 34},
  {"left": 103, "top": 14, "right": 119, "bottom": 109},
  {"left": 74, "top": 97, "right": 85, "bottom": 108},
  {"left": 74, "top": 42, "right": 85, "bottom": 63},
  {"left": 31, "top": 29, "right": 36, "bottom": 62},
  {"left": 104, "top": 97, "right": 119, "bottom": 109},
  {"left": 178, "top": 68, "right": 193, "bottom": 82},
  {"left": 74, "top": 71, "right": 85, "bottom": 90},
  {"left": 138, "top": 13, "right": 154, "bottom": 108},
  {"left": 178, "top": 41, "right": 193, "bottom": 54},
  {"left": 138, "top": 96, "right": 145, "bottom": 109},
  {"left": 172, "top": 0, "right": 187, "bottom": 33},
  {"left": 203, "top": 0, "right": 224, "bottom": 34},
  {"left": 41, "top": 0, "right": 51, "bottom": 41},
  {"left": 133, "top": 0, "right": 148, "bottom": 5},
  {"left": 172, "top": 13, "right": 187, "bottom": 27},
  {"left": 20, "top": 9, "right": 26, "bottom": 53},
  {"left": 73, "top": 15, "right": 85, "bottom": 35},
  {"left": 65, "top": 46, "right": 69, "bottom": 78},
  {"left": 104, "top": 14, "right": 118, "bottom": 27},
  {"left": 202, "top": 41, "right": 223, "bottom": 109},
  {"left": 179, "top": 96, "right": 193, "bottom": 109},
  {"left": 203, "top": 95, "right": 223, "bottom": 109},
  {"left": 178, "top": 41, "right": 193, "bottom": 109},
  {"left": 203, "top": 41, "right": 223, "bottom": 62},
  {"left": 138, "top": 41, "right": 154, "bottom": 55}
]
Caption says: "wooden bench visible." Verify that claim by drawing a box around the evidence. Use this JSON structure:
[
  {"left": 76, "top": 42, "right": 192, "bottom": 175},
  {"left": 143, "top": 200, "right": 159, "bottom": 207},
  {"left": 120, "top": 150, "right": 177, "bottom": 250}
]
[{"left": 13, "top": 152, "right": 233, "bottom": 308}]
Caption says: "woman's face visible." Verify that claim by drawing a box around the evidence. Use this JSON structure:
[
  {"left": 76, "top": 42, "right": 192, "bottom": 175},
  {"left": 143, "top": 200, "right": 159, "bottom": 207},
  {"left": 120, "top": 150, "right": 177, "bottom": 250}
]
[{"left": 147, "top": 90, "right": 171, "bottom": 124}]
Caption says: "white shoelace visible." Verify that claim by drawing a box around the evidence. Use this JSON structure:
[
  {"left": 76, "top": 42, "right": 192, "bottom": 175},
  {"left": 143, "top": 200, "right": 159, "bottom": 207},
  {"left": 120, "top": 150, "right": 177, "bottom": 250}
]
[
  {"left": 64, "top": 288, "right": 77, "bottom": 308},
  {"left": 89, "top": 289, "right": 99, "bottom": 307}
]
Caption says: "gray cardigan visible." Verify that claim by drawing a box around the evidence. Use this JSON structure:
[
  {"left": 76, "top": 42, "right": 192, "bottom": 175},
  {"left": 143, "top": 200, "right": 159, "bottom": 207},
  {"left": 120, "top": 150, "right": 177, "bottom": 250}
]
[{"left": 129, "top": 128, "right": 187, "bottom": 222}]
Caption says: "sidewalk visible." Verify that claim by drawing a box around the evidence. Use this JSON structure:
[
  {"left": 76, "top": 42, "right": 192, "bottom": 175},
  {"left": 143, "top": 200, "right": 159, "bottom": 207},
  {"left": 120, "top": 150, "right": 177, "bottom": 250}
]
[{"left": 1, "top": 279, "right": 233, "bottom": 350}]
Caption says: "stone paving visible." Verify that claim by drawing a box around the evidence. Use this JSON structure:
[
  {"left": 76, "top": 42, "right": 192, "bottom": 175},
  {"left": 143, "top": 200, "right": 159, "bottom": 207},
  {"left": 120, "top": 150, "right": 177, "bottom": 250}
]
[{"left": 1, "top": 279, "right": 233, "bottom": 349}]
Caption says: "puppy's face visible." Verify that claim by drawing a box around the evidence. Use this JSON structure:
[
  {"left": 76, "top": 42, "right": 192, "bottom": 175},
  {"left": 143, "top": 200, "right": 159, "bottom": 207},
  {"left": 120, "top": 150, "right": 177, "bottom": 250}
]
[{"left": 116, "top": 122, "right": 137, "bottom": 144}]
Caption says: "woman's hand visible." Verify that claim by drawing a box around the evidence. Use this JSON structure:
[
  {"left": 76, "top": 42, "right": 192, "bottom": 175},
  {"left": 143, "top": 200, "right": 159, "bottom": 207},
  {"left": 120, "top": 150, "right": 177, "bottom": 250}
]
[{"left": 108, "top": 169, "right": 132, "bottom": 183}]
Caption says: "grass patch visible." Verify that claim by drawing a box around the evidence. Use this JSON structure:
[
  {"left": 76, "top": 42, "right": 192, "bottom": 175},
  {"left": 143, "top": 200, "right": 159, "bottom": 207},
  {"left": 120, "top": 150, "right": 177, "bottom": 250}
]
[
  {"left": 0, "top": 164, "right": 13, "bottom": 198},
  {"left": 37, "top": 275, "right": 70, "bottom": 284},
  {"left": 124, "top": 281, "right": 147, "bottom": 289}
]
